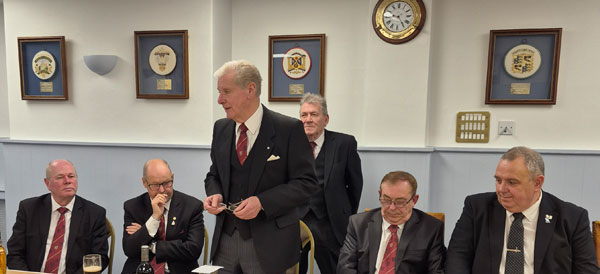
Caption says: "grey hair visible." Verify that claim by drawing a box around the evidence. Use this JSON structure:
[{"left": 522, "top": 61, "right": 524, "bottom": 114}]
[
  {"left": 501, "top": 146, "right": 545, "bottom": 179},
  {"left": 300, "top": 93, "right": 328, "bottom": 116},
  {"left": 214, "top": 60, "right": 262, "bottom": 96}
]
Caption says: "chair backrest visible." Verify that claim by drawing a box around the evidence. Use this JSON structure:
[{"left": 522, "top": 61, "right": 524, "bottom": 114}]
[
  {"left": 106, "top": 218, "right": 115, "bottom": 274},
  {"left": 593, "top": 221, "right": 600, "bottom": 266},
  {"left": 284, "top": 221, "right": 315, "bottom": 274},
  {"left": 427, "top": 212, "right": 445, "bottom": 239},
  {"left": 203, "top": 225, "right": 209, "bottom": 265}
]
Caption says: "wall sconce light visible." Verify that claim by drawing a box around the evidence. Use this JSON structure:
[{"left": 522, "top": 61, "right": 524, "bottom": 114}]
[{"left": 83, "top": 55, "right": 117, "bottom": 75}]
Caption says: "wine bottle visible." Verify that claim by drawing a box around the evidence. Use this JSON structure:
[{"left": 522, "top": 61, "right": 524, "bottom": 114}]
[
  {"left": 135, "top": 245, "right": 154, "bottom": 274},
  {"left": 0, "top": 239, "right": 6, "bottom": 274}
]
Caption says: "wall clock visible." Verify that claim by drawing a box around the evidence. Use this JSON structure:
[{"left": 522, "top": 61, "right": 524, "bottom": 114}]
[{"left": 372, "top": 0, "right": 426, "bottom": 44}]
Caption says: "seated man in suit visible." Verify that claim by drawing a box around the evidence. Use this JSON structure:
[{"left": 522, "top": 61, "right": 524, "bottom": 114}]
[
  {"left": 298, "top": 93, "right": 363, "bottom": 274},
  {"left": 446, "top": 146, "right": 600, "bottom": 274},
  {"left": 7, "top": 159, "right": 109, "bottom": 274},
  {"left": 337, "top": 171, "right": 446, "bottom": 274},
  {"left": 122, "top": 159, "right": 204, "bottom": 274}
]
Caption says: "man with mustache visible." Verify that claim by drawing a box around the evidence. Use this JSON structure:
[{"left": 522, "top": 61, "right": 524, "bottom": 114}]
[
  {"left": 7, "top": 159, "right": 109, "bottom": 274},
  {"left": 337, "top": 171, "right": 446, "bottom": 274},
  {"left": 446, "top": 146, "right": 600, "bottom": 274}
]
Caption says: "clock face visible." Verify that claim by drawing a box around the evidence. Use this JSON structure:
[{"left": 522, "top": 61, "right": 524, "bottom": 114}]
[{"left": 383, "top": 1, "right": 414, "bottom": 33}]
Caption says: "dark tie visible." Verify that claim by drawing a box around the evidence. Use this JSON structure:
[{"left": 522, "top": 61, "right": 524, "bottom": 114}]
[
  {"left": 44, "top": 207, "right": 68, "bottom": 274},
  {"left": 310, "top": 142, "right": 317, "bottom": 158},
  {"left": 379, "top": 225, "right": 398, "bottom": 274},
  {"left": 151, "top": 211, "right": 166, "bottom": 274},
  {"left": 237, "top": 123, "right": 248, "bottom": 165},
  {"left": 505, "top": 213, "right": 525, "bottom": 274}
]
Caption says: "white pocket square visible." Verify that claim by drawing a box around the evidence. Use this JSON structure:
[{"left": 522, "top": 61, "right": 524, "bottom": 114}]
[{"left": 267, "top": 155, "right": 280, "bottom": 161}]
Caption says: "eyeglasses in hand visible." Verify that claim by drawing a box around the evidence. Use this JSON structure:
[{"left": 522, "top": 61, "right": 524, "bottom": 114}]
[{"left": 219, "top": 201, "right": 242, "bottom": 213}]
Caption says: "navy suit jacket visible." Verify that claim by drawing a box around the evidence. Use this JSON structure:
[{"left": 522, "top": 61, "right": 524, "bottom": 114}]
[
  {"left": 337, "top": 208, "right": 446, "bottom": 274},
  {"left": 121, "top": 190, "right": 204, "bottom": 274},
  {"left": 205, "top": 105, "right": 318, "bottom": 274},
  {"left": 302, "top": 129, "right": 363, "bottom": 245},
  {"left": 7, "top": 194, "right": 109, "bottom": 274},
  {"left": 446, "top": 191, "right": 600, "bottom": 274}
]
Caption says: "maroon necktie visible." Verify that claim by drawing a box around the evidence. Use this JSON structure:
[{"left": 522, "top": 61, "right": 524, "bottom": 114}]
[
  {"left": 44, "top": 207, "right": 68, "bottom": 274},
  {"left": 310, "top": 142, "right": 317, "bottom": 158},
  {"left": 379, "top": 225, "right": 398, "bottom": 274},
  {"left": 236, "top": 123, "right": 248, "bottom": 165},
  {"left": 151, "top": 212, "right": 166, "bottom": 274}
]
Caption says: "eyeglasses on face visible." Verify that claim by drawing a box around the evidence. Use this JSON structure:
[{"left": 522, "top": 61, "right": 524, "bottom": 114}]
[
  {"left": 379, "top": 194, "right": 415, "bottom": 208},
  {"left": 147, "top": 180, "right": 173, "bottom": 191}
]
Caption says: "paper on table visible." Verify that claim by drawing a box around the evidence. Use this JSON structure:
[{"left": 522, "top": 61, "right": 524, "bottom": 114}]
[{"left": 192, "top": 265, "right": 224, "bottom": 274}]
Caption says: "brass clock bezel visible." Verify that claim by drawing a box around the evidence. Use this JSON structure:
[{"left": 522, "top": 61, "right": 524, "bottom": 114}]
[{"left": 372, "top": 0, "right": 426, "bottom": 44}]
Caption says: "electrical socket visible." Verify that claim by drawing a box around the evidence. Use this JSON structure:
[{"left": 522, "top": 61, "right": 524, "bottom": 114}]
[{"left": 498, "top": 121, "right": 515, "bottom": 135}]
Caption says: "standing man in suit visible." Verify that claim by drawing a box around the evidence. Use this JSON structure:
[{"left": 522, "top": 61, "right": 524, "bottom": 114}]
[
  {"left": 122, "top": 159, "right": 204, "bottom": 274},
  {"left": 446, "top": 146, "right": 600, "bottom": 274},
  {"left": 337, "top": 171, "right": 446, "bottom": 274},
  {"left": 7, "top": 159, "right": 109, "bottom": 274},
  {"left": 203, "top": 60, "right": 318, "bottom": 274},
  {"left": 298, "top": 93, "right": 363, "bottom": 274}
]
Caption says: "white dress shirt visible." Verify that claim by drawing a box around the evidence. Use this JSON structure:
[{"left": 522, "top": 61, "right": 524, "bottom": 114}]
[
  {"left": 236, "top": 105, "right": 263, "bottom": 154},
  {"left": 499, "top": 191, "right": 542, "bottom": 274},
  {"left": 375, "top": 217, "right": 405, "bottom": 273},
  {"left": 312, "top": 132, "right": 325, "bottom": 158},
  {"left": 145, "top": 199, "right": 172, "bottom": 271},
  {"left": 41, "top": 196, "right": 75, "bottom": 274}
]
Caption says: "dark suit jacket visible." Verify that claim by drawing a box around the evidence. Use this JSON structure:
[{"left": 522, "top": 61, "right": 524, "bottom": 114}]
[
  {"left": 304, "top": 129, "right": 363, "bottom": 245},
  {"left": 337, "top": 208, "right": 446, "bottom": 274},
  {"left": 7, "top": 194, "right": 109, "bottom": 274},
  {"left": 446, "top": 191, "right": 600, "bottom": 274},
  {"left": 205, "top": 105, "right": 318, "bottom": 274},
  {"left": 121, "top": 190, "right": 204, "bottom": 274}
]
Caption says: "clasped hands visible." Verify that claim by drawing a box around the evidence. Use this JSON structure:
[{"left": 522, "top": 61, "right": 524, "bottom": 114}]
[{"left": 204, "top": 194, "right": 262, "bottom": 220}]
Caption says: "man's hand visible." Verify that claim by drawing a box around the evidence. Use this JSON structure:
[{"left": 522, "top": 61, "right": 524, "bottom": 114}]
[
  {"left": 151, "top": 193, "right": 168, "bottom": 220},
  {"left": 126, "top": 222, "right": 142, "bottom": 235},
  {"left": 234, "top": 196, "right": 262, "bottom": 220},
  {"left": 204, "top": 194, "right": 225, "bottom": 215}
]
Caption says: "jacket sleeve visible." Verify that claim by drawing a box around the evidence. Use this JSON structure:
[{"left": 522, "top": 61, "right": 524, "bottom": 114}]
[
  {"left": 570, "top": 208, "right": 600, "bottom": 274},
  {"left": 345, "top": 136, "right": 363, "bottom": 214},
  {"left": 7, "top": 200, "right": 32, "bottom": 271},
  {"left": 337, "top": 215, "right": 360, "bottom": 274},
  {"left": 446, "top": 196, "right": 475, "bottom": 274},
  {"left": 155, "top": 200, "right": 205, "bottom": 263}
]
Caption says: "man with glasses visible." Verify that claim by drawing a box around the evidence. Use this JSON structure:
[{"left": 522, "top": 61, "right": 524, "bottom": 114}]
[
  {"left": 122, "top": 159, "right": 204, "bottom": 274},
  {"left": 337, "top": 171, "right": 446, "bottom": 274}
]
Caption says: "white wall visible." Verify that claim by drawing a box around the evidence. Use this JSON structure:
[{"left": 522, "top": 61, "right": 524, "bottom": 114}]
[
  {"left": 231, "top": 0, "right": 433, "bottom": 147},
  {"left": 428, "top": 0, "right": 600, "bottom": 149},
  {"left": 0, "top": 3, "right": 9, "bottom": 137},
  {"left": 3, "top": 0, "right": 217, "bottom": 145}
]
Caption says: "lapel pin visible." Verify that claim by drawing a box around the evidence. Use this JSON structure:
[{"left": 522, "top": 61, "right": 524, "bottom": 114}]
[
  {"left": 171, "top": 216, "right": 176, "bottom": 226},
  {"left": 267, "top": 146, "right": 270, "bottom": 150},
  {"left": 545, "top": 214, "right": 552, "bottom": 223}
]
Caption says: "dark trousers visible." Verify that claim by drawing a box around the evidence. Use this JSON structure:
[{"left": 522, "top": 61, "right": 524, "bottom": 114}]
[
  {"left": 300, "top": 211, "right": 341, "bottom": 274},
  {"left": 213, "top": 230, "right": 266, "bottom": 274}
]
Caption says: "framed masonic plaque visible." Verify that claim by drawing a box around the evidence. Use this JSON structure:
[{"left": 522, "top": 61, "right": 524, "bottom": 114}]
[
  {"left": 485, "top": 28, "right": 562, "bottom": 105},
  {"left": 268, "top": 34, "right": 325, "bottom": 102},
  {"left": 135, "top": 30, "right": 189, "bottom": 99},
  {"left": 18, "top": 36, "right": 68, "bottom": 100}
]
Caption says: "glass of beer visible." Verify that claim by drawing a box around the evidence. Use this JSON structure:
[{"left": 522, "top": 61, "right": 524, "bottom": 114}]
[{"left": 83, "top": 254, "right": 102, "bottom": 274}]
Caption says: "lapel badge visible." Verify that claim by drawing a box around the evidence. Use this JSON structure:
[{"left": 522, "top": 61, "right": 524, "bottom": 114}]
[
  {"left": 171, "top": 216, "right": 176, "bottom": 226},
  {"left": 545, "top": 214, "right": 552, "bottom": 223},
  {"left": 267, "top": 146, "right": 270, "bottom": 150}
]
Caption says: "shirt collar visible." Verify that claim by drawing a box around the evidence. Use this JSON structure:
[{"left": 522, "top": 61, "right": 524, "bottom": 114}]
[
  {"left": 237, "top": 104, "right": 263, "bottom": 135},
  {"left": 51, "top": 195, "right": 75, "bottom": 212},
  {"left": 381, "top": 214, "right": 405, "bottom": 231},
  {"left": 314, "top": 130, "right": 325, "bottom": 147},
  {"left": 507, "top": 190, "right": 543, "bottom": 221}
]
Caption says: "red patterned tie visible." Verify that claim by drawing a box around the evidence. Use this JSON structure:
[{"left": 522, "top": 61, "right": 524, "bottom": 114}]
[
  {"left": 150, "top": 212, "right": 166, "bottom": 274},
  {"left": 379, "top": 225, "right": 398, "bottom": 274},
  {"left": 236, "top": 123, "right": 248, "bottom": 165},
  {"left": 310, "top": 142, "right": 317, "bottom": 158},
  {"left": 44, "top": 207, "right": 68, "bottom": 274}
]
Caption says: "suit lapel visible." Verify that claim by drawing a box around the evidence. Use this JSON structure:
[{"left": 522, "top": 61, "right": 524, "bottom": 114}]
[
  {"left": 323, "top": 130, "right": 336, "bottom": 187},
  {"left": 533, "top": 194, "right": 556, "bottom": 274},
  {"left": 395, "top": 211, "right": 420, "bottom": 271},
  {"left": 489, "top": 200, "right": 506, "bottom": 272},
  {"left": 368, "top": 212, "right": 383, "bottom": 274},
  {"left": 166, "top": 191, "right": 180, "bottom": 239},
  {"left": 247, "top": 106, "right": 275, "bottom": 195},
  {"left": 217, "top": 120, "right": 234, "bottom": 200},
  {"left": 66, "top": 196, "right": 84, "bottom": 263}
]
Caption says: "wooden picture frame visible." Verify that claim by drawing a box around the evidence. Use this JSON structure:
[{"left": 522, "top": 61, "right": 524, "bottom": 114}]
[
  {"left": 485, "top": 28, "right": 562, "bottom": 105},
  {"left": 135, "top": 30, "right": 189, "bottom": 99},
  {"left": 18, "top": 36, "right": 68, "bottom": 100},
  {"left": 268, "top": 34, "right": 325, "bottom": 102}
]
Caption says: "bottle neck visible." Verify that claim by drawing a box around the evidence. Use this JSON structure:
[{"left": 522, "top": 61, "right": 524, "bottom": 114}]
[{"left": 140, "top": 246, "right": 150, "bottom": 262}]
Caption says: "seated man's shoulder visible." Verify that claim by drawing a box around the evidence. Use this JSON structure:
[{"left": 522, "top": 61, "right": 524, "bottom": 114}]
[
  {"left": 123, "top": 192, "right": 149, "bottom": 207},
  {"left": 464, "top": 192, "right": 498, "bottom": 205},
  {"left": 173, "top": 190, "right": 203, "bottom": 207},
  {"left": 76, "top": 195, "right": 107, "bottom": 214},
  {"left": 543, "top": 191, "right": 588, "bottom": 215}
]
